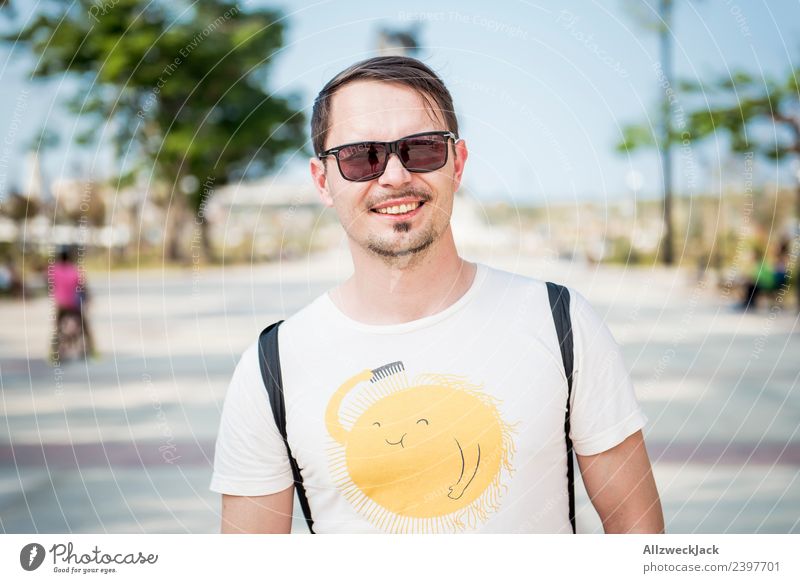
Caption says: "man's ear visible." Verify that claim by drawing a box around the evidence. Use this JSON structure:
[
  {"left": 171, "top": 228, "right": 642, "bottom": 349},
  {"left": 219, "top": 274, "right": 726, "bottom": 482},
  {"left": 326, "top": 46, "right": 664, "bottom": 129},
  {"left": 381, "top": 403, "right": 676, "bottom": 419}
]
[
  {"left": 450, "top": 139, "right": 469, "bottom": 193},
  {"left": 310, "top": 157, "right": 334, "bottom": 207}
]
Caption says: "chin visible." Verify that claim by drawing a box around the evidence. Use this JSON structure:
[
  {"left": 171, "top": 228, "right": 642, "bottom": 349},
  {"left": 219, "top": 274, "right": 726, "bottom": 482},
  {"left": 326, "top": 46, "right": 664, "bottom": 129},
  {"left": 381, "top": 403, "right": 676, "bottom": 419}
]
[{"left": 366, "top": 233, "right": 437, "bottom": 259}]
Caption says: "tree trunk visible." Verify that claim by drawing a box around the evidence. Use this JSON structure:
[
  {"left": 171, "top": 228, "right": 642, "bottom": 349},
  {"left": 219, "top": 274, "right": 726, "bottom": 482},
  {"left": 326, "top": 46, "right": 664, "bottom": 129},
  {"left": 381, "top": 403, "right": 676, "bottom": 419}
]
[
  {"left": 164, "top": 195, "right": 189, "bottom": 263},
  {"left": 199, "top": 216, "right": 216, "bottom": 264},
  {"left": 796, "top": 183, "right": 800, "bottom": 314},
  {"left": 659, "top": 0, "right": 674, "bottom": 266}
]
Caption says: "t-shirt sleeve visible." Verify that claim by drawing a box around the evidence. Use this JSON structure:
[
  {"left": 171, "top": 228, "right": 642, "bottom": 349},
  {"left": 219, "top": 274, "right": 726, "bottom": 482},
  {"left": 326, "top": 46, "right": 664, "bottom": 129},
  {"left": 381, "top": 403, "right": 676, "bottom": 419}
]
[
  {"left": 567, "top": 288, "right": 648, "bottom": 456},
  {"left": 209, "top": 342, "right": 294, "bottom": 496}
]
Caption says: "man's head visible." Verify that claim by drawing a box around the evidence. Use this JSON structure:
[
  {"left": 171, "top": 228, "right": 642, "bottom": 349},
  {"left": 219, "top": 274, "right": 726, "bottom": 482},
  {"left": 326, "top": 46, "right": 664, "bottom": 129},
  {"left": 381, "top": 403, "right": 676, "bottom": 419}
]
[
  {"left": 309, "top": 56, "right": 468, "bottom": 267},
  {"left": 311, "top": 57, "right": 460, "bottom": 158}
]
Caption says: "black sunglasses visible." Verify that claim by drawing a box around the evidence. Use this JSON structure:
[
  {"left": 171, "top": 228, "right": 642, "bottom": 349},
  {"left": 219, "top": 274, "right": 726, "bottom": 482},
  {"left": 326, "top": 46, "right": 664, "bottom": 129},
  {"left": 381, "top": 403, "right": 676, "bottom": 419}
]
[{"left": 318, "top": 131, "right": 458, "bottom": 182}]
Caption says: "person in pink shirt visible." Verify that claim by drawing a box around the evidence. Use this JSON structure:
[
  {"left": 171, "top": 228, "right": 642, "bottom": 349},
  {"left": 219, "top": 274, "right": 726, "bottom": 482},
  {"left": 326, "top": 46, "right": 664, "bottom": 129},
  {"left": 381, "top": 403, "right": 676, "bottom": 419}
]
[{"left": 49, "top": 248, "right": 95, "bottom": 360}]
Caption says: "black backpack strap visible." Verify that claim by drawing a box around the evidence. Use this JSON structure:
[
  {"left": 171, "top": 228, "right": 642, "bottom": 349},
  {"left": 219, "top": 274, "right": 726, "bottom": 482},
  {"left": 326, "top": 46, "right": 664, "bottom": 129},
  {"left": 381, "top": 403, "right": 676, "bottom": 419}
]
[
  {"left": 545, "top": 282, "right": 576, "bottom": 534},
  {"left": 257, "top": 321, "right": 315, "bottom": 534}
]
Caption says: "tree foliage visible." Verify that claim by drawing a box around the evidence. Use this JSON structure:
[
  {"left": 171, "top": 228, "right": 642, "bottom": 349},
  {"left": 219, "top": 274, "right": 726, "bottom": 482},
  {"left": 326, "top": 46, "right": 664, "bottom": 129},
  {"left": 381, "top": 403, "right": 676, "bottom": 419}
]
[
  {"left": 4, "top": 0, "right": 307, "bottom": 259},
  {"left": 1, "top": 193, "right": 40, "bottom": 222},
  {"left": 617, "top": 66, "right": 800, "bottom": 162},
  {"left": 680, "top": 70, "right": 800, "bottom": 160}
]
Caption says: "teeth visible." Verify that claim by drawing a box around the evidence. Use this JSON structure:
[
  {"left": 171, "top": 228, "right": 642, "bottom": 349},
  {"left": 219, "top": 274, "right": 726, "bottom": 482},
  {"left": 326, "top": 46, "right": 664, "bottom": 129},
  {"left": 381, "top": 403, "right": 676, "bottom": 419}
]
[{"left": 375, "top": 202, "right": 421, "bottom": 215}]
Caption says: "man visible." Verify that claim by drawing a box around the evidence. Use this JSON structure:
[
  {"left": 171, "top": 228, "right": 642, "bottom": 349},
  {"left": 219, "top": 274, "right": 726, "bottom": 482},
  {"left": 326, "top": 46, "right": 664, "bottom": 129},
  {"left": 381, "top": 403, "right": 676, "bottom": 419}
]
[{"left": 210, "top": 56, "right": 664, "bottom": 534}]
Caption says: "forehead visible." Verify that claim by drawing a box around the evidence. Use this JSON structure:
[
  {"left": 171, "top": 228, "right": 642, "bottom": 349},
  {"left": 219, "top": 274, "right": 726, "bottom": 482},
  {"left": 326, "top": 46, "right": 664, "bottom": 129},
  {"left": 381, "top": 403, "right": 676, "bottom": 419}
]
[{"left": 326, "top": 80, "right": 447, "bottom": 146}]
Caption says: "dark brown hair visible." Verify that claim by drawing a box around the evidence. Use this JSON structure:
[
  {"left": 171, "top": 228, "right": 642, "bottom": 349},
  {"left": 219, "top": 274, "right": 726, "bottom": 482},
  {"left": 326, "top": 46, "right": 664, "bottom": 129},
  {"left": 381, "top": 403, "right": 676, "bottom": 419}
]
[{"left": 311, "top": 56, "right": 459, "bottom": 155}]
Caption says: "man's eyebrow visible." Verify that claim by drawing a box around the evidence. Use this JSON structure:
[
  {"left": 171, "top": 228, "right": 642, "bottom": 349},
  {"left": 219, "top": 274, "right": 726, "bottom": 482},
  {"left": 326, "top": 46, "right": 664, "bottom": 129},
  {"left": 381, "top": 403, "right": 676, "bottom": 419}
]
[
  {"left": 334, "top": 135, "right": 376, "bottom": 143},
  {"left": 330, "top": 129, "right": 446, "bottom": 145}
]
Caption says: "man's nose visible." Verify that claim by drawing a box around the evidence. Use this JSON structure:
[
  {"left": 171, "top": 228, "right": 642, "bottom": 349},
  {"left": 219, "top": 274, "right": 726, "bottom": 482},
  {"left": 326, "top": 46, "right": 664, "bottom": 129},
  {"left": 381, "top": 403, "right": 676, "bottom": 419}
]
[{"left": 377, "top": 153, "right": 412, "bottom": 188}]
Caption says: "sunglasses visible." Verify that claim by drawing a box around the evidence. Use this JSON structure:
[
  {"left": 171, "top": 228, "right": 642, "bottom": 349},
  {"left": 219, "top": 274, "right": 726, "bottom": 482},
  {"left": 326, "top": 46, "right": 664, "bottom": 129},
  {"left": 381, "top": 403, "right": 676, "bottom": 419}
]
[{"left": 318, "top": 131, "right": 458, "bottom": 182}]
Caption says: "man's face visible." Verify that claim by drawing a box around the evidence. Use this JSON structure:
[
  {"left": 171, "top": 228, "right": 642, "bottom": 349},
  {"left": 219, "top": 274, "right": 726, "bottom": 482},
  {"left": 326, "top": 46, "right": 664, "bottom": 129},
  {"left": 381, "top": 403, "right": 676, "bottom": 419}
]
[{"left": 310, "top": 80, "right": 468, "bottom": 265}]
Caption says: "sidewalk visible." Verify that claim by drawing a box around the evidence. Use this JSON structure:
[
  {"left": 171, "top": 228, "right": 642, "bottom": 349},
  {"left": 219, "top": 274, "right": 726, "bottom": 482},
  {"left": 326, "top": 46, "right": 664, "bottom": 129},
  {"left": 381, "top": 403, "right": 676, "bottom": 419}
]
[{"left": 1, "top": 252, "right": 798, "bottom": 533}]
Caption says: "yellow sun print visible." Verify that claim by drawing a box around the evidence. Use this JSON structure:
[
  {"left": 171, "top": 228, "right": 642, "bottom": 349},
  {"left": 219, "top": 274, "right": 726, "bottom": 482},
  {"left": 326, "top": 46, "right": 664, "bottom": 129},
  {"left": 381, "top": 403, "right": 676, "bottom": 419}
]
[{"left": 325, "top": 361, "right": 516, "bottom": 533}]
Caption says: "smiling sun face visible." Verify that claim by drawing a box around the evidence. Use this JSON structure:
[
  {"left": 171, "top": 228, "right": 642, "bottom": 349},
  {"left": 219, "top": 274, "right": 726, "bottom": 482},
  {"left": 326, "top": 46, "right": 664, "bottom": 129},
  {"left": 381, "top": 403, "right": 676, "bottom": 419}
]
[{"left": 325, "top": 362, "right": 515, "bottom": 533}]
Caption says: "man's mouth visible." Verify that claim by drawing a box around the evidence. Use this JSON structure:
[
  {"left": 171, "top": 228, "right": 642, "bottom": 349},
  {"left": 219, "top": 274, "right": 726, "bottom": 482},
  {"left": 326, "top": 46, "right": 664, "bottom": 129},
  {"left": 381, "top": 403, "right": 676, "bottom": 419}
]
[{"left": 370, "top": 200, "right": 425, "bottom": 219}]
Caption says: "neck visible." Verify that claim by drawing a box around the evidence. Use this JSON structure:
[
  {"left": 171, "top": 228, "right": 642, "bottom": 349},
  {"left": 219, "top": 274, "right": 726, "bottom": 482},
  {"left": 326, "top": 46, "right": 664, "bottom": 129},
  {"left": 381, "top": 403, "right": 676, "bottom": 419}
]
[{"left": 330, "top": 227, "right": 477, "bottom": 325}]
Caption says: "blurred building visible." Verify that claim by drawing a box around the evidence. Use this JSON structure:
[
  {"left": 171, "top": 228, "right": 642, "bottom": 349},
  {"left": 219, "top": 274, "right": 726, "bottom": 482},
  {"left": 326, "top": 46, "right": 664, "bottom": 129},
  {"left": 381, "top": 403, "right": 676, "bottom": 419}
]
[{"left": 206, "top": 175, "right": 333, "bottom": 260}]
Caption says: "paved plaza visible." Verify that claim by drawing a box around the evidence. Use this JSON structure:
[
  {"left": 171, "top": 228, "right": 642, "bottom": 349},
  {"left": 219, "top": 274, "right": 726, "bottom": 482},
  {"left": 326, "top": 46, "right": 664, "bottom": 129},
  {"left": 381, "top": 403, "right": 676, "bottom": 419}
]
[{"left": 1, "top": 251, "right": 798, "bottom": 533}]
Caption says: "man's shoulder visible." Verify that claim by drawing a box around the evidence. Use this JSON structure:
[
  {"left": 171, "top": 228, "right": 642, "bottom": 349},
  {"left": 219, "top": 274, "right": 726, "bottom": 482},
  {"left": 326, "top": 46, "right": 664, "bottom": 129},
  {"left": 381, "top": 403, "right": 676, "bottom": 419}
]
[
  {"left": 233, "top": 339, "right": 261, "bottom": 378},
  {"left": 477, "top": 262, "right": 589, "bottom": 319},
  {"left": 478, "top": 262, "right": 558, "bottom": 298},
  {"left": 260, "top": 291, "right": 334, "bottom": 353},
  {"left": 238, "top": 292, "right": 325, "bottom": 367},
  {"left": 278, "top": 290, "right": 330, "bottom": 329}
]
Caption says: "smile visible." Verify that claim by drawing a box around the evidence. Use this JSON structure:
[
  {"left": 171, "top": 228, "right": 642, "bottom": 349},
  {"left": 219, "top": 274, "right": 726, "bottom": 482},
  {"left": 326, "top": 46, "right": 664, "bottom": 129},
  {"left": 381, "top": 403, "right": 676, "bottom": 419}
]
[
  {"left": 370, "top": 201, "right": 425, "bottom": 218},
  {"left": 385, "top": 433, "right": 407, "bottom": 448}
]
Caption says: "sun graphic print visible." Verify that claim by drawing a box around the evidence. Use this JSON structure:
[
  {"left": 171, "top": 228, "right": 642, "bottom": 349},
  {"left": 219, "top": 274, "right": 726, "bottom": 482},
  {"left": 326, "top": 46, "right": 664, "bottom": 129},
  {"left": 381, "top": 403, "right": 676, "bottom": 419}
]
[{"left": 324, "top": 361, "right": 516, "bottom": 533}]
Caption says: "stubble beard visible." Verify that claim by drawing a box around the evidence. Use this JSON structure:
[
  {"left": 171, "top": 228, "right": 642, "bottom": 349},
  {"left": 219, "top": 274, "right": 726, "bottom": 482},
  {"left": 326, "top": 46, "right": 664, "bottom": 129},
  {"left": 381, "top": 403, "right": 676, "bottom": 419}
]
[{"left": 365, "top": 219, "right": 439, "bottom": 268}]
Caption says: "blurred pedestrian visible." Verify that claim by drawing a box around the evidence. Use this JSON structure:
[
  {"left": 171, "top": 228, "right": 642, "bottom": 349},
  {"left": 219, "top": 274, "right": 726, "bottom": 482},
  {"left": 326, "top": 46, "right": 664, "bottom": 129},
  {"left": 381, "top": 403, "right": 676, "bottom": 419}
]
[
  {"left": 772, "top": 240, "right": 790, "bottom": 290},
  {"left": 0, "top": 254, "right": 23, "bottom": 297},
  {"left": 49, "top": 247, "right": 96, "bottom": 361},
  {"left": 740, "top": 246, "right": 775, "bottom": 310}
]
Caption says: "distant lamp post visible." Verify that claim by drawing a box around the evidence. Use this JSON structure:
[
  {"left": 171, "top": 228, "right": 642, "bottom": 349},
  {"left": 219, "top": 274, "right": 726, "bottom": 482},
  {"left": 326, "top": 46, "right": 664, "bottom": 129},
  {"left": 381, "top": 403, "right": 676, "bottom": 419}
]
[
  {"left": 375, "top": 25, "right": 421, "bottom": 57},
  {"left": 625, "top": 169, "right": 643, "bottom": 217},
  {"left": 625, "top": 169, "right": 644, "bottom": 192},
  {"left": 22, "top": 151, "right": 44, "bottom": 202}
]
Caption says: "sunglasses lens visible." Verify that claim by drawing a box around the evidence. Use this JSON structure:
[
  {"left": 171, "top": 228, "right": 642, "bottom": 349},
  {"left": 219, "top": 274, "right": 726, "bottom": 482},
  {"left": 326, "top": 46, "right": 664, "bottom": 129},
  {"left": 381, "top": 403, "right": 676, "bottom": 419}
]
[
  {"left": 330, "top": 133, "right": 451, "bottom": 181},
  {"left": 338, "top": 143, "right": 387, "bottom": 181},
  {"left": 399, "top": 134, "right": 449, "bottom": 172}
]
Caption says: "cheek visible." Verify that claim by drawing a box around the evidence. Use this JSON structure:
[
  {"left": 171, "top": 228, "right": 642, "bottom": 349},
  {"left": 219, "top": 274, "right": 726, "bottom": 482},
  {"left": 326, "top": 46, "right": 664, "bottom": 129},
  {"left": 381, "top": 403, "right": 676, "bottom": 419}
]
[
  {"left": 425, "top": 166, "right": 455, "bottom": 192},
  {"left": 330, "top": 184, "right": 371, "bottom": 219},
  {"left": 328, "top": 182, "right": 363, "bottom": 216},
  {"left": 423, "top": 178, "right": 455, "bottom": 214}
]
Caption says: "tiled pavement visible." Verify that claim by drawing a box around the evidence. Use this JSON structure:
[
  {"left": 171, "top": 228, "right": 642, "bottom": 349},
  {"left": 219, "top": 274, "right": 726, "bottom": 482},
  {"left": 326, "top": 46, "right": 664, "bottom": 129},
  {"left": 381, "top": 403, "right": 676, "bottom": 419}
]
[{"left": 1, "top": 252, "right": 798, "bottom": 533}]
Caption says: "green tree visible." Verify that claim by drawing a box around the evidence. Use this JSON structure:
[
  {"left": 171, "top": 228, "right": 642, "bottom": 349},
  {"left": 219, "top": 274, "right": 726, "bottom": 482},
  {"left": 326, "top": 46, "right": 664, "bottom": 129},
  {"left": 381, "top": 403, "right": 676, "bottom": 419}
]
[
  {"left": 1, "top": 192, "right": 40, "bottom": 223},
  {"left": 619, "top": 61, "right": 800, "bottom": 306},
  {"left": 681, "top": 70, "right": 800, "bottom": 216},
  {"left": 682, "top": 67, "right": 800, "bottom": 309},
  {"left": 4, "top": 0, "right": 306, "bottom": 261}
]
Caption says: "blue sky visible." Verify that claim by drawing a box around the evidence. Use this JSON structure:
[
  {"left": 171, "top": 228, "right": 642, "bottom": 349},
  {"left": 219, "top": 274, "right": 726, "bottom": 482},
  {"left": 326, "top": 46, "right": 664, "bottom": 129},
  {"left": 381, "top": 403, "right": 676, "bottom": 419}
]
[{"left": 1, "top": 0, "right": 799, "bottom": 204}]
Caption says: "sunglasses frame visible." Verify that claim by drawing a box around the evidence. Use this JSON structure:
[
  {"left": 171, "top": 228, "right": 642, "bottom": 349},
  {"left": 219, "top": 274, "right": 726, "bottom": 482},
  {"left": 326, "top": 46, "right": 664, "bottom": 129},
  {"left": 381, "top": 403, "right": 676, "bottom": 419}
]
[{"left": 318, "top": 130, "right": 459, "bottom": 182}]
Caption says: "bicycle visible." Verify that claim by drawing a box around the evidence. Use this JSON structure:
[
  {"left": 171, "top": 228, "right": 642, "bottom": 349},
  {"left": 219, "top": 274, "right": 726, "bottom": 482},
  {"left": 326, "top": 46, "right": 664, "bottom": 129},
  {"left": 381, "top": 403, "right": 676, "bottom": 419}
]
[{"left": 55, "top": 309, "right": 87, "bottom": 362}]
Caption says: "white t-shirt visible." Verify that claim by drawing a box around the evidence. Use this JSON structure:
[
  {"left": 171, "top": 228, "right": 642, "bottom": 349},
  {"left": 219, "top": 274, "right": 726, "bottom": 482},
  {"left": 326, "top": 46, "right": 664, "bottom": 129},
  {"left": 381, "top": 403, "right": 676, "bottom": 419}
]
[{"left": 210, "top": 263, "right": 647, "bottom": 533}]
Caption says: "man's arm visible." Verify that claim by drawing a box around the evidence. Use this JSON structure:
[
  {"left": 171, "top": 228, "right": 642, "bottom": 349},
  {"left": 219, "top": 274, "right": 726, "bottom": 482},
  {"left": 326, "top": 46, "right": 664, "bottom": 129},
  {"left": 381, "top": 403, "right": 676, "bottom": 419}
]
[
  {"left": 576, "top": 430, "right": 664, "bottom": 533},
  {"left": 220, "top": 486, "right": 294, "bottom": 534}
]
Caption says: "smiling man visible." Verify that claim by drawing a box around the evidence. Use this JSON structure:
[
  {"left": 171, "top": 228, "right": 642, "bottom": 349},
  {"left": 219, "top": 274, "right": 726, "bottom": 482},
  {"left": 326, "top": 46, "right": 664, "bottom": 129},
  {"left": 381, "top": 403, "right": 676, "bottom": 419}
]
[{"left": 210, "top": 56, "right": 664, "bottom": 534}]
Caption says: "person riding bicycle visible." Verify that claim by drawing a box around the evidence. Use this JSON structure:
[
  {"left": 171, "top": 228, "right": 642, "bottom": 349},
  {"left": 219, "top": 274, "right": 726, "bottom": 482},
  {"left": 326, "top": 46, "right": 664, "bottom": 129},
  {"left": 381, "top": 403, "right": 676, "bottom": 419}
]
[{"left": 49, "top": 247, "right": 96, "bottom": 361}]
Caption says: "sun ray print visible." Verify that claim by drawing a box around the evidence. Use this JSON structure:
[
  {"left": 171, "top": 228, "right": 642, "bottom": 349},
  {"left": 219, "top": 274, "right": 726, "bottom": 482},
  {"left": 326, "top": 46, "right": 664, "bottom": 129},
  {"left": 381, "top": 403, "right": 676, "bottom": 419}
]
[{"left": 324, "top": 360, "right": 516, "bottom": 533}]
